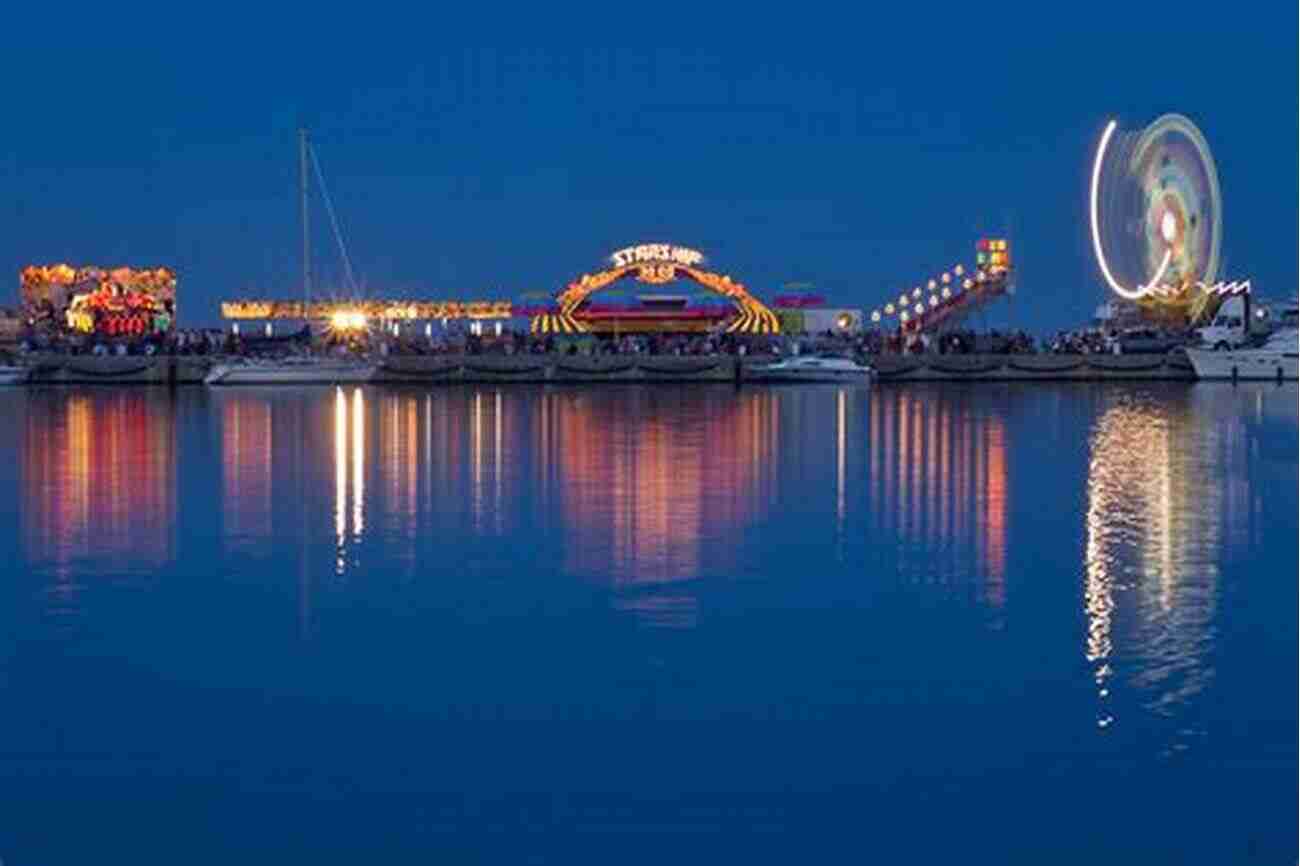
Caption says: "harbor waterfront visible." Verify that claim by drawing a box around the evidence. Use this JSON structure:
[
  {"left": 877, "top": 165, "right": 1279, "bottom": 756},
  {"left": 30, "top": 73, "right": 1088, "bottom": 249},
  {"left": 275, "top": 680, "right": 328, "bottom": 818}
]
[
  {"left": 3, "top": 350, "right": 1214, "bottom": 384},
  {"left": 1, "top": 10, "right": 1296, "bottom": 860},
  {"left": 0, "top": 381, "right": 1293, "bottom": 861}
]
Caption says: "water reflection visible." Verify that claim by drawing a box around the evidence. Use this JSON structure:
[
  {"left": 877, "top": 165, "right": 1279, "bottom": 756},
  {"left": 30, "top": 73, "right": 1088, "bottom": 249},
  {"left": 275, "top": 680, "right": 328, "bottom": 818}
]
[
  {"left": 866, "top": 388, "right": 1008, "bottom": 605},
  {"left": 546, "top": 387, "right": 781, "bottom": 628},
  {"left": 205, "top": 382, "right": 1289, "bottom": 656},
  {"left": 21, "top": 390, "right": 177, "bottom": 607},
  {"left": 223, "top": 394, "right": 272, "bottom": 549},
  {"left": 332, "top": 387, "right": 368, "bottom": 573},
  {"left": 1082, "top": 384, "right": 1295, "bottom": 740}
]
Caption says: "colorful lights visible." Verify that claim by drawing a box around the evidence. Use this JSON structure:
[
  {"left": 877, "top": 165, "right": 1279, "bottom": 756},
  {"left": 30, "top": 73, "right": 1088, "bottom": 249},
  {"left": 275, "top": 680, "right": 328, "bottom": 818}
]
[
  {"left": 865, "top": 239, "right": 1013, "bottom": 333},
  {"left": 1090, "top": 114, "right": 1222, "bottom": 315},
  {"left": 976, "top": 239, "right": 1011, "bottom": 273},
  {"left": 548, "top": 246, "right": 780, "bottom": 335},
  {"left": 23, "top": 264, "right": 176, "bottom": 337},
  {"left": 222, "top": 299, "right": 514, "bottom": 321}
]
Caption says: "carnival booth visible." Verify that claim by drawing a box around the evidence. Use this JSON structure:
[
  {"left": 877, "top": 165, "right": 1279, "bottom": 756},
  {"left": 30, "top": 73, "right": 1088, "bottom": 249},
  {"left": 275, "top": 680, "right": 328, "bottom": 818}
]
[{"left": 21, "top": 265, "right": 176, "bottom": 338}]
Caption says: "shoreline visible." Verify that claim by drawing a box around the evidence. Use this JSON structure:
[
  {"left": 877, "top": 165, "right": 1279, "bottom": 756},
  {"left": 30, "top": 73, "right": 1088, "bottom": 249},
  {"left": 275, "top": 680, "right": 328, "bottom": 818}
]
[{"left": 0, "top": 352, "right": 1218, "bottom": 385}]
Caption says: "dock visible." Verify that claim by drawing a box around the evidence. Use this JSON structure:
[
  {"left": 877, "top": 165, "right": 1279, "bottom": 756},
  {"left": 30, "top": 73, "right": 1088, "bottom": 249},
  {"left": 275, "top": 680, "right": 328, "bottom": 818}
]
[{"left": 8, "top": 352, "right": 1201, "bottom": 384}]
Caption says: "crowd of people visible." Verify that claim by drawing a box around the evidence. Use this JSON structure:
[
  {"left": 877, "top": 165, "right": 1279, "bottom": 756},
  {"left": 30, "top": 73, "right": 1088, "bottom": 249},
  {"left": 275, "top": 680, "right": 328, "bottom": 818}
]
[
  {"left": 11, "top": 322, "right": 1199, "bottom": 360},
  {"left": 17, "top": 327, "right": 231, "bottom": 356}
]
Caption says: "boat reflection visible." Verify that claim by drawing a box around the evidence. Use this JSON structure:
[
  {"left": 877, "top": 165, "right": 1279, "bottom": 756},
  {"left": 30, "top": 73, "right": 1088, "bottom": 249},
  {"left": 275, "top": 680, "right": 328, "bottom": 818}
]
[{"left": 21, "top": 390, "right": 177, "bottom": 611}]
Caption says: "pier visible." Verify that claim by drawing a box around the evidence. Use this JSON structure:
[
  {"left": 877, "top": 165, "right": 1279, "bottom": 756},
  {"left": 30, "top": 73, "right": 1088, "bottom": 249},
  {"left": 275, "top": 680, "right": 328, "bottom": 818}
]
[{"left": 12, "top": 352, "right": 1200, "bottom": 385}]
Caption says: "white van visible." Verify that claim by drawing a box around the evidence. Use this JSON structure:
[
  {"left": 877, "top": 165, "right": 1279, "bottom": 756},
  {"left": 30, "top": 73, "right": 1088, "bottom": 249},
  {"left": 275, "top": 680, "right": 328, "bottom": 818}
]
[{"left": 1196, "top": 296, "right": 1271, "bottom": 350}]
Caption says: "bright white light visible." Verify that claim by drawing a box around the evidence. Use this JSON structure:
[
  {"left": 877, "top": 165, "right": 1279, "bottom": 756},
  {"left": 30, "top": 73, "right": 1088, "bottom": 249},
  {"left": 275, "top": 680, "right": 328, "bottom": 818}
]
[
  {"left": 1091, "top": 119, "right": 1146, "bottom": 300},
  {"left": 1161, "top": 210, "right": 1177, "bottom": 244},
  {"left": 331, "top": 310, "right": 368, "bottom": 330}
]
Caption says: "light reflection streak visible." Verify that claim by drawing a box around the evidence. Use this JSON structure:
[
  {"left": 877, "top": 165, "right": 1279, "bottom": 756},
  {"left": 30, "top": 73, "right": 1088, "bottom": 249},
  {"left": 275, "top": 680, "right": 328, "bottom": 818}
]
[
  {"left": 351, "top": 387, "right": 364, "bottom": 540},
  {"left": 866, "top": 389, "right": 1007, "bottom": 603},
  {"left": 22, "top": 391, "right": 177, "bottom": 600},
  {"left": 335, "top": 388, "right": 346, "bottom": 554},
  {"left": 1077, "top": 386, "right": 1286, "bottom": 741},
  {"left": 1084, "top": 400, "right": 1174, "bottom": 728},
  {"left": 472, "top": 391, "right": 482, "bottom": 531},
  {"left": 552, "top": 388, "right": 779, "bottom": 628},
  {"left": 495, "top": 390, "right": 504, "bottom": 535},
  {"left": 836, "top": 388, "right": 846, "bottom": 526}
]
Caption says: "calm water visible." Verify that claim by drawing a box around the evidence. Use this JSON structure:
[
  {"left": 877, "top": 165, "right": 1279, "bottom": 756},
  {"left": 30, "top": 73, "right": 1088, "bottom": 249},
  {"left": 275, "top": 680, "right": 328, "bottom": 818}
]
[{"left": 0, "top": 382, "right": 1294, "bottom": 862}]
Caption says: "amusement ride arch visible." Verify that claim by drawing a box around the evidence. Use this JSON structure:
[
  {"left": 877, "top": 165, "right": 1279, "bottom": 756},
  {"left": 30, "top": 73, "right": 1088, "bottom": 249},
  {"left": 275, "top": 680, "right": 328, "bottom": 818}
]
[{"left": 531, "top": 244, "right": 781, "bottom": 335}]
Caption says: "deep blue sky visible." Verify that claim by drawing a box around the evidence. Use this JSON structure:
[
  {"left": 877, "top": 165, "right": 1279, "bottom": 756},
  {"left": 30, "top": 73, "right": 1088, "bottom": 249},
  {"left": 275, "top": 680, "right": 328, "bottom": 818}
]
[{"left": 2, "top": 6, "right": 1295, "bottom": 330}]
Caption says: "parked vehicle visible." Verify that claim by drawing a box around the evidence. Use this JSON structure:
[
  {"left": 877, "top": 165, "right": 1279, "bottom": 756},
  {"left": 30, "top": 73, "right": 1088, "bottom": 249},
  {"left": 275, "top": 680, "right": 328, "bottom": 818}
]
[
  {"left": 1195, "top": 295, "right": 1273, "bottom": 350},
  {"left": 1104, "top": 328, "right": 1186, "bottom": 355}
]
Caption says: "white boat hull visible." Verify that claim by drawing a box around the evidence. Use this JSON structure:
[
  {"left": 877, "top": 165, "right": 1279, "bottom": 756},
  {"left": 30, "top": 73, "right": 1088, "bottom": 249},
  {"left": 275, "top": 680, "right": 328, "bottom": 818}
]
[
  {"left": 1186, "top": 348, "right": 1297, "bottom": 381},
  {"left": 0, "top": 366, "right": 30, "bottom": 385},
  {"left": 205, "top": 362, "right": 377, "bottom": 385},
  {"left": 746, "top": 368, "right": 873, "bottom": 383}
]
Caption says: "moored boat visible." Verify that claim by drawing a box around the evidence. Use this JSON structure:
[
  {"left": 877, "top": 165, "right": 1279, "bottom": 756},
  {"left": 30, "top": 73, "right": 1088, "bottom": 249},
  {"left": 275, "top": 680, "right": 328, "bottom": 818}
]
[
  {"left": 205, "top": 357, "right": 376, "bottom": 385},
  {"left": 745, "top": 354, "right": 873, "bottom": 383},
  {"left": 1185, "top": 328, "right": 1298, "bottom": 381}
]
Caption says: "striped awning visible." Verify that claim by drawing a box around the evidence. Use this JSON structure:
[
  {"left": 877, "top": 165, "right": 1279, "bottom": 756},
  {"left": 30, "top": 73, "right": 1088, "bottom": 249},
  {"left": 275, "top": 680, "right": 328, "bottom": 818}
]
[{"left": 530, "top": 313, "right": 587, "bottom": 334}]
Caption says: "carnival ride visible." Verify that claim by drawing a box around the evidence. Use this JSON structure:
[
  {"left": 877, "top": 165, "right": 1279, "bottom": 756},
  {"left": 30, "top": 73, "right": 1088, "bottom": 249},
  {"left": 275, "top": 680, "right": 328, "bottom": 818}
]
[
  {"left": 21, "top": 264, "right": 175, "bottom": 337},
  {"left": 864, "top": 239, "right": 1014, "bottom": 335},
  {"left": 529, "top": 245, "right": 780, "bottom": 335},
  {"left": 1090, "top": 113, "right": 1246, "bottom": 324}
]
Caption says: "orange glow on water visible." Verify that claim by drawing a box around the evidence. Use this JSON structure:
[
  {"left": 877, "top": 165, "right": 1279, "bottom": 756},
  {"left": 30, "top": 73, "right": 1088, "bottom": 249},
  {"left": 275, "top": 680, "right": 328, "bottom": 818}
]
[{"left": 22, "top": 392, "right": 176, "bottom": 592}]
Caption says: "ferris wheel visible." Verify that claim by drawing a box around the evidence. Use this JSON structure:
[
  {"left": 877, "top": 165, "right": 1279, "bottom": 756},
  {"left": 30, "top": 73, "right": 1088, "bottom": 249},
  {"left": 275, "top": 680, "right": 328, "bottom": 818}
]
[{"left": 1089, "top": 114, "right": 1223, "bottom": 302}]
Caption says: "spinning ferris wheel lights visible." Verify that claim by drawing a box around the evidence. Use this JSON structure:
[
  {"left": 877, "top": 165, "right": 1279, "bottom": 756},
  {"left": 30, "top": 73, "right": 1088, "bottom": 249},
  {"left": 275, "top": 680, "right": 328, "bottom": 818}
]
[{"left": 1089, "top": 114, "right": 1224, "bottom": 310}]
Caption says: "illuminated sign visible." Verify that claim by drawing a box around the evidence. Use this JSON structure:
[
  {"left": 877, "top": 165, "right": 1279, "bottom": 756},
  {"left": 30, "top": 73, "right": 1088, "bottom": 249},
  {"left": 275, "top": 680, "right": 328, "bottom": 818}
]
[
  {"left": 976, "top": 238, "right": 1010, "bottom": 272},
  {"left": 610, "top": 244, "right": 704, "bottom": 268}
]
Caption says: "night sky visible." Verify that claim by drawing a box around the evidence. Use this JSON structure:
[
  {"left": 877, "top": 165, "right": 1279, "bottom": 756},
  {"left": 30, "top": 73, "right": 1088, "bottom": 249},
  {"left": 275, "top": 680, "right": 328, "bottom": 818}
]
[{"left": 2, "top": 6, "right": 1294, "bottom": 331}]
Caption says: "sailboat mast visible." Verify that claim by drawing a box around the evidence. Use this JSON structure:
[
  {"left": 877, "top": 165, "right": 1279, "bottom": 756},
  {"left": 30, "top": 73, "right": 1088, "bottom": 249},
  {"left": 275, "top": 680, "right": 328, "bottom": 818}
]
[{"left": 299, "top": 127, "right": 311, "bottom": 312}]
